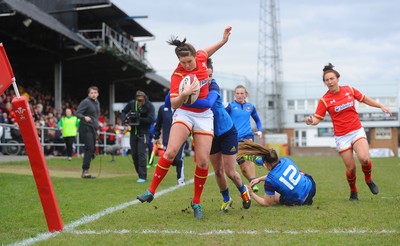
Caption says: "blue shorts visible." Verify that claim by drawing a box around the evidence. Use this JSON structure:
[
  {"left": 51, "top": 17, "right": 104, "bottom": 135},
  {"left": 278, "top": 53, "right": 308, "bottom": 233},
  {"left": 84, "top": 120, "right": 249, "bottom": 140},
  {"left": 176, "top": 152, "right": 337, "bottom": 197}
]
[
  {"left": 302, "top": 174, "right": 316, "bottom": 205},
  {"left": 239, "top": 134, "right": 254, "bottom": 142},
  {"left": 210, "top": 126, "right": 238, "bottom": 155}
]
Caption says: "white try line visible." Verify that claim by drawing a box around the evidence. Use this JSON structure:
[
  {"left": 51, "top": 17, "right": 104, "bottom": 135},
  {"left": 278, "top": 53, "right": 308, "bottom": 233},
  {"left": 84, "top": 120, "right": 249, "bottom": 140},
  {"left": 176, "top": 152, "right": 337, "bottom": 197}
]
[
  {"left": 10, "top": 174, "right": 202, "bottom": 246},
  {"left": 65, "top": 228, "right": 398, "bottom": 235}
]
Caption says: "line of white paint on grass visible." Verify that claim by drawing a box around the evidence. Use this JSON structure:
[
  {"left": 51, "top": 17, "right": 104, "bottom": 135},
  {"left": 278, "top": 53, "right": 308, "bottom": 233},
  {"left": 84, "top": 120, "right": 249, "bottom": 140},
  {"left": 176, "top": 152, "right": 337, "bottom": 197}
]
[
  {"left": 10, "top": 176, "right": 199, "bottom": 246},
  {"left": 66, "top": 228, "right": 398, "bottom": 235}
]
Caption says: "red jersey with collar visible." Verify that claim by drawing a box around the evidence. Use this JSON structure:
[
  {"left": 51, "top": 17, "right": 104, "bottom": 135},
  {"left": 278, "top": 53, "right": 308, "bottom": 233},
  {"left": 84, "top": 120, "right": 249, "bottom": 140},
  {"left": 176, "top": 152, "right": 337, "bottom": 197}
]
[
  {"left": 170, "top": 50, "right": 209, "bottom": 112},
  {"left": 314, "top": 85, "right": 365, "bottom": 136}
]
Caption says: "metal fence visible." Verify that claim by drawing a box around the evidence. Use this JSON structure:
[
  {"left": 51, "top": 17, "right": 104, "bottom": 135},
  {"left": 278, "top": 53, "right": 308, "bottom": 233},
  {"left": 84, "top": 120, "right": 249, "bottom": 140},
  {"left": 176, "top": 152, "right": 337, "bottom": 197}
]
[{"left": 0, "top": 122, "right": 127, "bottom": 156}]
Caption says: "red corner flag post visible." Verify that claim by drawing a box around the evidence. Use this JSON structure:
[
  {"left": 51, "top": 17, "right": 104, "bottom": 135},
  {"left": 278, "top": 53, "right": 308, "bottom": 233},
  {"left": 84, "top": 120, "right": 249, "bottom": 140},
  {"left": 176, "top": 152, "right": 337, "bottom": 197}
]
[{"left": 0, "top": 43, "right": 63, "bottom": 232}]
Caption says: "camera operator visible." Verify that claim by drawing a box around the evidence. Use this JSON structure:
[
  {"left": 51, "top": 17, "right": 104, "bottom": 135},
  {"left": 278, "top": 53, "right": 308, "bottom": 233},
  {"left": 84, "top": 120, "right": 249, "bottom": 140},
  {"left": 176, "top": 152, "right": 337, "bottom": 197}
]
[{"left": 121, "top": 90, "right": 155, "bottom": 183}]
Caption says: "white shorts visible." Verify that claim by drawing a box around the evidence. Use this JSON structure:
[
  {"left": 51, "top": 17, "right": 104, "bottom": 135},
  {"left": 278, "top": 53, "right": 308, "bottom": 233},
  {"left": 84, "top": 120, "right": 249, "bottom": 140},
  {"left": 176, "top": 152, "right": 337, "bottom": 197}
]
[
  {"left": 172, "top": 108, "right": 214, "bottom": 136},
  {"left": 334, "top": 127, "right": 367, "bottom": 153}
]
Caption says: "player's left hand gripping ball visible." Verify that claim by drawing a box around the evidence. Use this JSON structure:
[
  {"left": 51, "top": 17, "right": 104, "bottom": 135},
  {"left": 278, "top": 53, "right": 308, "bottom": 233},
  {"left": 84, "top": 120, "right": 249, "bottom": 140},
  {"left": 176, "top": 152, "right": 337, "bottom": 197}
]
[{"left": 179, "top": 74, "right": 200, "bottom": 104}]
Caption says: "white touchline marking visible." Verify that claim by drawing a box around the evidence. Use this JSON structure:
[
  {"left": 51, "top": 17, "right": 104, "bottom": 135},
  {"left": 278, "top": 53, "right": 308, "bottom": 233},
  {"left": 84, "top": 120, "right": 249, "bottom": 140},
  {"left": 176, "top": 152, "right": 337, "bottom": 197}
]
[
  {"left": 69, "top": 229, "right": 130, "bottom": 235},
  {"left": 65, "top": 228, "right": 398, "bottom": 236},
  {"left": 10, "top": 174, "right": 200, "bottom": 246},
  {"left": 381, "top": 196, "right": 400, "bottom": 199}
]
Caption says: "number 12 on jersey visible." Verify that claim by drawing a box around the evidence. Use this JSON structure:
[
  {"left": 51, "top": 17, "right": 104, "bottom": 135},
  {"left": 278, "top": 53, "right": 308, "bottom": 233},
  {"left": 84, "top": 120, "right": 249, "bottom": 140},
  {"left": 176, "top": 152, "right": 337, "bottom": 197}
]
[{"left": 279, "top": 165, "right": 301, "bottom": 190}]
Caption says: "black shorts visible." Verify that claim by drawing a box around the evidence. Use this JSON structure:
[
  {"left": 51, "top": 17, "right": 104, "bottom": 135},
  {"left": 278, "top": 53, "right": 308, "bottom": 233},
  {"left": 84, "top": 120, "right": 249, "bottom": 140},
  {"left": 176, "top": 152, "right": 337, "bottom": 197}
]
[
  {"left": 210, "top": 126, "right": 238, "bottom": 155},
  {"left": 303, "top": 173, "right": 316, "bottom": 205}
]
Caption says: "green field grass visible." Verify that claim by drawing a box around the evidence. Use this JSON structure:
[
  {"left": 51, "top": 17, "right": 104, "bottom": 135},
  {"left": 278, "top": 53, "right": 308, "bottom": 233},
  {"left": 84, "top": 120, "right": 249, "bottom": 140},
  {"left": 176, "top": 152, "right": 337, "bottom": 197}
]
[{"left": 0, "top": 155, "right": 399, "bottom": 245}]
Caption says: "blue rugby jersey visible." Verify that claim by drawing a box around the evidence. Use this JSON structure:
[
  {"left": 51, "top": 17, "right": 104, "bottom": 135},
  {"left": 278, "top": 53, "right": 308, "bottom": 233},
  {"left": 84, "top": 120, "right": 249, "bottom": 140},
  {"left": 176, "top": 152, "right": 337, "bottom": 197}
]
[
  {"left": 209, "top": 81, "right": 233, "bottom": 136},
  {"left": 225, "top": 100, "right": 262, "bottom": 140},
  {"left": 264, "top": 157, "right": 313, "bottom": 205}
]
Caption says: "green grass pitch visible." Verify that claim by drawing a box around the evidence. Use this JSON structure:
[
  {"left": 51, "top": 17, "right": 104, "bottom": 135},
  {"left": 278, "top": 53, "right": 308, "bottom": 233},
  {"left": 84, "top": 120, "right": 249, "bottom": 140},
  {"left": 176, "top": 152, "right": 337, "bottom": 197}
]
[{"left": 0, "top": 155, "right": 399, "bottom": 245}]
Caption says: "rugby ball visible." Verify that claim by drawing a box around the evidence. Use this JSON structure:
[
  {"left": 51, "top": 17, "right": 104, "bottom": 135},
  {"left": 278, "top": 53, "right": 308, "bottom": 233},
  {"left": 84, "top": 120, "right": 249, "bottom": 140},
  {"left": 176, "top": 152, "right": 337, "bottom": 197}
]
[{"left": 178, "top": 74, "right": 200, "bottom": 104}]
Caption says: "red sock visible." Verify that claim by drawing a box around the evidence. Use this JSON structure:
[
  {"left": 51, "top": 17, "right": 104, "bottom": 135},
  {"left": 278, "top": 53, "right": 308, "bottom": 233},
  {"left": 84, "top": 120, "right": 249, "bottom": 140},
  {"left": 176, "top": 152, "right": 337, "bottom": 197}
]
[
  {"left": 149, "top": 156, "right": 173, "bottom": 194},
  {"left": 362, "top": 160, "right": 372, "bottom": 183},
  {"left": 346, "top": 170, "right": 358, "bottom": 193},
  {"left": 193, "top": 165, "right": 208, "bottom": 204}
]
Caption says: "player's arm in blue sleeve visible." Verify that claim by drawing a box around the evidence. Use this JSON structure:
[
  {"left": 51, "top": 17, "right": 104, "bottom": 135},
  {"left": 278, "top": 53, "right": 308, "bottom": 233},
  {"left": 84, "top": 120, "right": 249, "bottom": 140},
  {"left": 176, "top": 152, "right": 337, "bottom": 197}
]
[
  {"left": 187, "top": 90, "right": 218, "bottom": 109},
  {"left": 184, "top": 80, "right": 219, "bottom": 109},
  {"left": 251, "top": 107, "right": 263, "bottom": 131}
]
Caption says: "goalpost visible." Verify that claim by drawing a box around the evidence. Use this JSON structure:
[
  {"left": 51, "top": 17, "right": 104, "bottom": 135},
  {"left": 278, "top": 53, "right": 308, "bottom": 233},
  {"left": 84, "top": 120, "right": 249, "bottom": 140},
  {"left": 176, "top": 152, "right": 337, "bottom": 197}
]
[{"left": 0, "top": 43, "right": 63, "bottom": 232}]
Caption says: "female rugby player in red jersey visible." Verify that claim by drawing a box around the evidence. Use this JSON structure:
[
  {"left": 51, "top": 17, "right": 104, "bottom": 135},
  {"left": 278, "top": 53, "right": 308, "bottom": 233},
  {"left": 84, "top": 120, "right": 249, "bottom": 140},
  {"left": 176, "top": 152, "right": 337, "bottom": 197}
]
[
  {"left": 137, "top": 26, "right": 232, "bottom": 218},
  {"left": 306, "top": 63, "right": 392, "bottom": 201}
]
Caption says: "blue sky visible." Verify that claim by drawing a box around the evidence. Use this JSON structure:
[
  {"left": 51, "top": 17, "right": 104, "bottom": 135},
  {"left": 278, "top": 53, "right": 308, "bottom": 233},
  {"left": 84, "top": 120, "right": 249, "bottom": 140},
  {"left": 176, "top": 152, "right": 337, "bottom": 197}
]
[{"left": 113, "top": 0, "right": 400, "bottom": 85}]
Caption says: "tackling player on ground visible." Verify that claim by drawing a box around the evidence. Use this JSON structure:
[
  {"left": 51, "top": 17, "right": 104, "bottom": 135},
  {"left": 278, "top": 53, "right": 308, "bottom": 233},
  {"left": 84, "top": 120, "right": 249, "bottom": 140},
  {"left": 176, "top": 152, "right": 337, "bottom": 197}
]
[{"left": 238, "top": 140, "right": 316, "bottom": 206}]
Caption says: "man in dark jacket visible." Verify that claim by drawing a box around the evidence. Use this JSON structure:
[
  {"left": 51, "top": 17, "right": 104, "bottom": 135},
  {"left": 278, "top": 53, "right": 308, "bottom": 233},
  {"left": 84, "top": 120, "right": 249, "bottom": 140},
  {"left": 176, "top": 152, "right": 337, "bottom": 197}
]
[
  {"left": 121, "top": 90, "right": 155, "bottom": 182},
  {"left": 76, "top": 86, "right": 100, "bottom": 178}
]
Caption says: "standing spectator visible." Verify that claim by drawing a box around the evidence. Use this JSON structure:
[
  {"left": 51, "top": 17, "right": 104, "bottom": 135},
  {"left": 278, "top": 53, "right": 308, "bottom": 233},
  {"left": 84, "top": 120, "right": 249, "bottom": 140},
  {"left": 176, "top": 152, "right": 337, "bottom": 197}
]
[
  {"left": 58, "top": 108, "right": 79, "bottom": 161},
  {"left": 45, "top": 113, "right": 59, "bottom": 156},
  {"left": 33, "top": 103, "right": 44, "bottom": 122},
  {"left": 4, "top": 102, "right": 16, "bottom": 123},
  {"left": 114, "top": 117, "right": 128, "bottom": 154},
  {"left": 226, "top": 85, "right": 263, "bottom": 192},
  {"left": 99, "top": 119, "right": 116, "bottom": 155},
  {"left": 140, "top": 43, "right": 147, "bottom": 59},
  {"left": 76, "top": 86, "right": 100, "bottom": 179},
  {"left": 18, "top": 86, "right": 30, "bottom": 101},
  {"left": 32, "top": 106, "right": 41, "bottom": 122},
  {"left": 306, "top": 63, "right": 391, "bottom": 201},
  {"left": 101, "top": 120, "right": 116, "bottom": 145},
  {"left": 0, "top": 96, "right": 6, "bottom": 113},
  {"left": 137, "top": 26, "right": 232, "bottom": 219},
  {"left": 154, "top": 103, "right": 185, "bottom": 185},
  {"left": 121, "top": 90, "right": 155, "bottom": 183},
  {"left": 238, "top": 140, "right": 317, "bottom": 207}
]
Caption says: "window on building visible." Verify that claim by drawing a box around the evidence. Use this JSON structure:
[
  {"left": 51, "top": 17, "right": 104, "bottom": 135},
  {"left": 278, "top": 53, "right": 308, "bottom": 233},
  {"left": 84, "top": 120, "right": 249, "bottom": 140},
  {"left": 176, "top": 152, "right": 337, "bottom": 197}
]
[
  {"left": 318, "top": 128, "right": 334, "bottom": 137},
  {"left": 307, "top": 99, "right": 316, "bottom": 110},
  {"left": 388, "top": 97, "right": 397, "bottom": 107},
  {"left": 297, "top": 99, "right": 305, "bottom": 110},
  {"left": 379, "top": 97, "right": 397, "bottom": 107},
  {"left": 378, "top": 98, "right": 389, "bottom": 107},
  {"left": 224, "top": 89, "right": 234, "bottom": 103},
  {"left": 268, "top": 100, "right": 274, "bottom": 109},
  {"left": 301, "top": 131, "right": 307, "bottom": 146},
  {"left": 294, "top": 130, "right": 307, "bottom": 147},
  {"left": 287, "top": 100, "right": 295, "bottom": 110},
  {"left": 361, "top": 97, "right": 397, "bottom": 108}
]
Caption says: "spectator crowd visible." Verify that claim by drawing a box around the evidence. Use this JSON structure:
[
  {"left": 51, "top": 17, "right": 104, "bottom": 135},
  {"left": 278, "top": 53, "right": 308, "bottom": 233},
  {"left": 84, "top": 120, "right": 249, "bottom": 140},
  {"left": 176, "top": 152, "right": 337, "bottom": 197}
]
[{"left": 0, "top": 85, "right": 125, "bottom": 157}]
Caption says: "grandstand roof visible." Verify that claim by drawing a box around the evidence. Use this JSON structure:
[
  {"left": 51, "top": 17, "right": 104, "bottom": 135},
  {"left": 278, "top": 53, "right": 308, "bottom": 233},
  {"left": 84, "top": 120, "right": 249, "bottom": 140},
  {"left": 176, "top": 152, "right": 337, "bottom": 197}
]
[{"left": 0, "top": 0, "right": 168, "bottom": 108}]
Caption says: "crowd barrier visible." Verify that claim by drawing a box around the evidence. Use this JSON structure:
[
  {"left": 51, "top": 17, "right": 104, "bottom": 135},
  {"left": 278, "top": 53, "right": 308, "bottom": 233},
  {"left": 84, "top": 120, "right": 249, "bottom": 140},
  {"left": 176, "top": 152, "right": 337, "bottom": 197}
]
[{"left": 0, "top": 122, "right": 125, "bottom": 156}]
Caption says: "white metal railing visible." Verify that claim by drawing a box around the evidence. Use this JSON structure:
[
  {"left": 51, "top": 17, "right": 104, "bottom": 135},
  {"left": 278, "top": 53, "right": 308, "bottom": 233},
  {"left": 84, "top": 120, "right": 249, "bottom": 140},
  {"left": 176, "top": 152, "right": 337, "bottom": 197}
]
[
  {"left": 78, "top": 23, "right": 148, "bottom": 66},
  {"left": 0, "top": 122, "right": 127, "bottom": 156}
]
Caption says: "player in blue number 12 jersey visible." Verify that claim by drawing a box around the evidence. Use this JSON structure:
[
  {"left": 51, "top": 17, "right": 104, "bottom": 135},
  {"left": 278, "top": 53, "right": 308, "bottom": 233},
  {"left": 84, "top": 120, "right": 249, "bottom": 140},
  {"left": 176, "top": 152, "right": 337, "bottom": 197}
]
[{"left": 238, "top": 140, "right": 316, "bottom": 206}]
